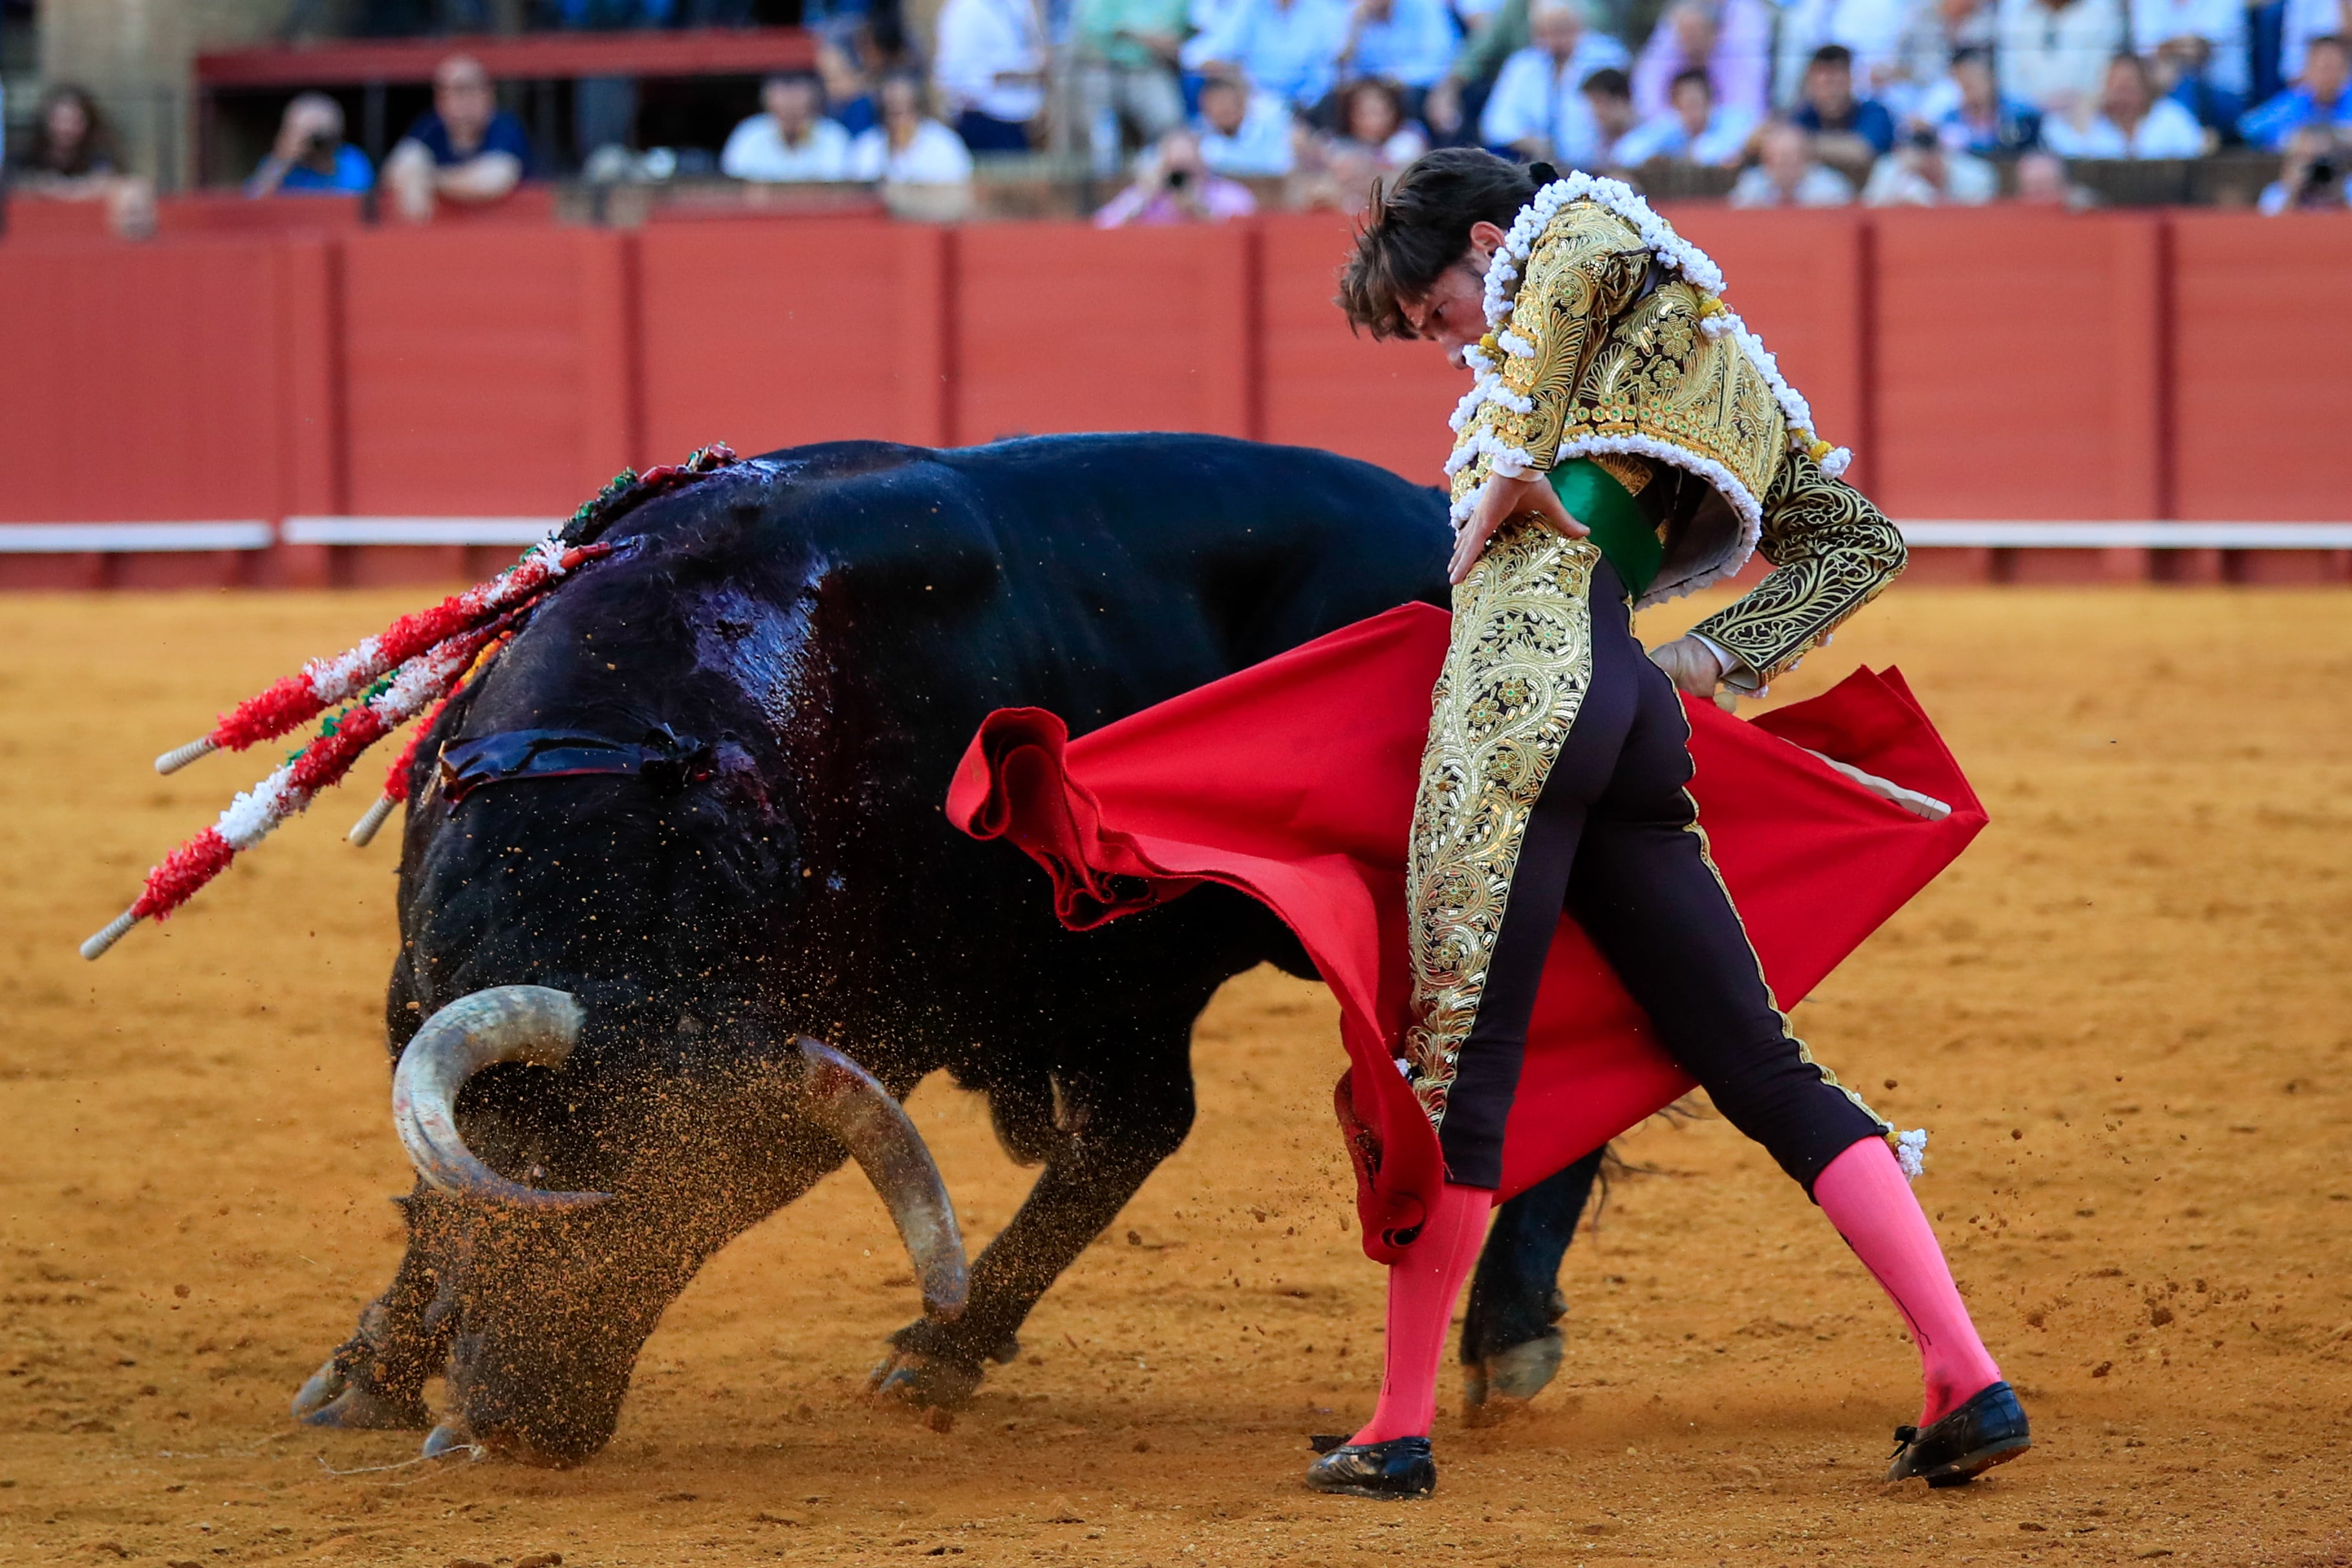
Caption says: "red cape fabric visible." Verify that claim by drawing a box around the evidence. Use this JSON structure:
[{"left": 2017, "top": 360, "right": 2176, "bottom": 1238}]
[{"left": 947, "top": 603, "right": 1986, "bottom": 1262}]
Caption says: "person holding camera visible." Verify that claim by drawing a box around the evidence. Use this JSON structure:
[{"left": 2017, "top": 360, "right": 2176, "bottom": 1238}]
[
  {"left": 1092, "top": 128, "right": 1259, "bottom": 224},
  {"left": 2259, "top": 123, "right": 2349, "bottom": 209},
  {"left": 246, "top": 93, "right": 374, "bottom": 197}
]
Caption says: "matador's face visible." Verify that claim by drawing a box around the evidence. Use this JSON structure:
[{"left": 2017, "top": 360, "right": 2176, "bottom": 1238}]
[{"left": 1401, "top": 219, "right": 1507, "bottom": 368}]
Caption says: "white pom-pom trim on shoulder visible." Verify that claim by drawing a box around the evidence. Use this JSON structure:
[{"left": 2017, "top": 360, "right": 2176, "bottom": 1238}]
[
  {"left": 1896, "top": 1128, "right": 1930, "bottom": 1182},
  {"left": 1447, "top": 172, "right": 1854, "bottom": 481}
]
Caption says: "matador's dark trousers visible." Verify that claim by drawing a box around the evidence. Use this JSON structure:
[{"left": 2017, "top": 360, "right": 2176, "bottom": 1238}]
[{"left": 1436, "top": 559, "right": 1886, "bottom": 1192}]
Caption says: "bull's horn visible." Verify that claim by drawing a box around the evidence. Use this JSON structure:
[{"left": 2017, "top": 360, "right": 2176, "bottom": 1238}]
[
  {"left": 797, "top": 1038, "right": 969, "bottom": 1322},
  {"left": 391, "top": 986, "right": 610, "bottom": 1210}
]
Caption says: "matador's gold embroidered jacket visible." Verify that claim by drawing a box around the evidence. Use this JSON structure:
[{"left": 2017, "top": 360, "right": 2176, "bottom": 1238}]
[{"left": 1449, "top": 197, "right": 1906, "bottom": 693}]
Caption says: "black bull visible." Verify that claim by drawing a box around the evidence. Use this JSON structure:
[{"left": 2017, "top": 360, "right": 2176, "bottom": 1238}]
[{"left": 294, "top": 433, "right": 1605, "bottom": 1466}]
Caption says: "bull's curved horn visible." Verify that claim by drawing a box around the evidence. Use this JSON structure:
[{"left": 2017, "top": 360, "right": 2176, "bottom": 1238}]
[
  {"left": 391, "top": 986, "right": 610, "bottom": 1210},
  {"left": 797, "top": 1038, "right": 969, "bottom": 1322}
]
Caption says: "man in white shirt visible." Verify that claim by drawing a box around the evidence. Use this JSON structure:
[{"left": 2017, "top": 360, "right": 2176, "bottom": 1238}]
[
  {"left": 1195, "top": 71, "right": 1302, "bottom": 173},
  {"left": 934, "top": 0, "right": 1048, "bottom": 152},
  {"left": 1727, "top": 118, "right": 1857, "bottom": 203},
  {"left": 2041, "top": 48, "right": 2208, "bottom": 153},
  {"left": 720, "top": 74, "right": 853, "bottom": 182},
  {"left": 1478, "top": 0, "right": 1634, "bottom": 163},
  {"left": 1996, "top": 0, "right": 2126, "bottom": 114},
  {"left": 1610, "top": 65, "right": 1760, "bottom": 164}
]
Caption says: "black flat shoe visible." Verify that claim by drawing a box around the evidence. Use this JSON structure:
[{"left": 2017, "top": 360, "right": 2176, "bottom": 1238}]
[
  {"left": 1304, "top": 1435, "right": 1436, "bottom": 1499},
  {"left": 1885, "top": 1381, "right": 2032, "bottom": 1487}
]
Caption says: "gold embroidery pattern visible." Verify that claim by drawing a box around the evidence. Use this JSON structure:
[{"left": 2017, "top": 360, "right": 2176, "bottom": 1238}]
[
  {"left": 1403, "top": 519, "right": 1600, "bottom": 1132},
  {"left": 1571, "top": 282, "right": 1787, "bottom": 513},
  {"left": 1692, "top": 447, "right": 1908, "bottom": 686}
]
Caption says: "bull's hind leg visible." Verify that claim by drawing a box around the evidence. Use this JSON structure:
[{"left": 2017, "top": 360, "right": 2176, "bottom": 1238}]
[
  {"left": 872, "top": 1016, "right": 1197, "bottom": 1409},
  {"left": 290, "top": 1186, "right": 454, "bottom": 1430}
]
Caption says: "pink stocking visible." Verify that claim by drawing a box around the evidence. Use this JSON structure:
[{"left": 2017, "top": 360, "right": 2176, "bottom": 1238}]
[
  {"left": 1813, "top": 1136, "right": 2003, "bottom": 1426},
  {"left": 1350, "top": 1183, "right": 1494, "bottom": 1446}
]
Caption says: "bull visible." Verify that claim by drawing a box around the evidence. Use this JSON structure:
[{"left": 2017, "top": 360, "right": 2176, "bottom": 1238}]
[{"left": 291, "top": 433, "right": 1601, "bottom": 1465}]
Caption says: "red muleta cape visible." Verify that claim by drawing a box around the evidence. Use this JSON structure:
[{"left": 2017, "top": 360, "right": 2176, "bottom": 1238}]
[{"left": 947, "top": 603, "right": 1986, "bottom": 1263}]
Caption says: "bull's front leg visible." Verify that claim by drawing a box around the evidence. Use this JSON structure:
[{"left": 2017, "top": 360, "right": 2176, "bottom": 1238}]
[
  {"left": 871, "top": 1022, "right": 1196, "bottom": 1408},
  {"left": 290, "top": 1185, "right": 455, "bottom": 1430}
]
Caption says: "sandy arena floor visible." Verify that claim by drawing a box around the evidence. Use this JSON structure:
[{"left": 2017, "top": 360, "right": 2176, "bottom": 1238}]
[{"left": 2, "top": 585, "right": 2348, "bottom": 1567}]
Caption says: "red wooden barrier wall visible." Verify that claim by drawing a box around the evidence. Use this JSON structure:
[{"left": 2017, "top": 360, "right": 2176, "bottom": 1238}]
[
  {"left": 2170, "top": 212, "right": 2352, "bottom": 522},
  {"left": 638, "top": 218, "right": 948, "bottom": 458},
  {"left": 3, "top": 209, "right": 2349, "bottom": 542}
]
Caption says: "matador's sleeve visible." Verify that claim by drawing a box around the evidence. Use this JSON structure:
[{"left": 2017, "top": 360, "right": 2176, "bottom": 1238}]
[
  {"left": 1460, "top": 204, "right": 1650, "bottom": 486},
  {"left": 1688, "top": 447, "right": 1907, "bottom": 694}
]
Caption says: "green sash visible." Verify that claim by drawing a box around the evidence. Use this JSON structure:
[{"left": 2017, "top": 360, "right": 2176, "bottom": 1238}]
[{"left": 1549, "top": 458, "right": 1662, "bottom": 599}]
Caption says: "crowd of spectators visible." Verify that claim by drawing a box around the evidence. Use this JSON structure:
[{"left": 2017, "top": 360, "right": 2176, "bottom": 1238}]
[{"left": 11, "top": 0, "right": 2348, "bottom": 230}]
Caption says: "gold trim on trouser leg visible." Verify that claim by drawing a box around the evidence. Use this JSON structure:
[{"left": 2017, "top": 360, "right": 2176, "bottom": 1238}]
[
  {"left": 1665, "top": 701, "right": 1890, "bottom": 1135},
  {"left": 1403, "top": 521, "right": 1601, "bottom": 1135}
]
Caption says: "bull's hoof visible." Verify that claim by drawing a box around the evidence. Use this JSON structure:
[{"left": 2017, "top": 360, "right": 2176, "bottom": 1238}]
[
  {"left": 867, "top": 1347, "right": 984, "bottom": 1410},
  {"left": 1461, "top": 1333, "right": 1562, "bottom": 1425},
  {"left": 422, "top": 1421, "right": 484, "bottom": 1460},
  {"left": 290, "top": 1358, "right": 430, "bottom": 1431}
]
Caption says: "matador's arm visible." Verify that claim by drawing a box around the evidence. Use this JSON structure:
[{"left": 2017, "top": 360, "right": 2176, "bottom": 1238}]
[{"left": 1688, "top": 447, "right": 1908, "bottom": 695}]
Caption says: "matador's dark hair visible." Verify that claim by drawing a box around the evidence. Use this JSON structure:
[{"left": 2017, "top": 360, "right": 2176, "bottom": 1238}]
[{"left": 1335, "top": 148, "right": 1541, "bottom": 341}]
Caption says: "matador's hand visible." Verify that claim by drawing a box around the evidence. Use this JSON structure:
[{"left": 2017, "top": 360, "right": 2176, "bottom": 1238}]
[
  {"left": 1449, "top": 470, "right": 1589, "bottom": 585},
  {"left": 1648, "top": 634, "right": 1732, "bottom": 702}
]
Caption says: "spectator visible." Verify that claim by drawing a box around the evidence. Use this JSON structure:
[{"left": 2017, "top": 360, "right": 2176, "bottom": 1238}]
[
  {"left": 2240, "top": 32, "right": 2352, "bottom": 145},
  {"left": 2258, "top": 122, "right": 2349, "bottom": 207},
  {"left": 12, "top": 83, "right": 154, "bottom": 238},
  {"left": 1924, "top": 46, "right": 2045, "bottom": 155},
  {"left": 848, "top": 70, "right": 980, "bottom": 185},
  {"left": 1727, "top": 118, "right": 1859, "bottom": 202},
  {"left": 2012, "top": 145, "right": 2097, "bottom": 200},
  {"left": 1291, "top": 74, "right": 1431, "bottom": 204},
  {"left": 817, "top": 37, "right": 881, "bottom": 136},
  {"left": 1612, "top": 65, "right": 1760, "bottom": 164},
  {"left": 1794, "top": 43, "right": 1897, "bottom": 171},
  {"left": 720, "top": 73, "right": 853, "bottom": 181},
  {"left": 1074, "top": 0, "right": 1189, "bottom": 174},
  {"left": 1579, "top": 64, "right": 1643, "bottom": 160},
  {"left": 383, "top": 56, "right": 531, "bottom": 224},
  {"left": 1478, "top": 0, "right": 1634, "bottom": 162},
  {"left": 1337, "top": 0, "right": 1462, "bottom": 102},
  {"left": 1196, "top": 72, "right": 1302, "bottom": 173},
  {"left": 2282, "top": 0, "right": 2352, "bottom": 82},
  {"left": 2133, "top": 0, "right": 2250, "bottom": 96},
  {"left": 1095, "top": 128, "right": 1260, "bottom": 222},
  {"left": 1862, "top": 124, "right": 2000, "bottom": 199},
  {"left": 1331, "top": 74, "right": 1434, "bottom": 162},
  {"left": 1997, "top": 0, "right": 2126, "bottom": 116},
  {"left": 247, "top": 94, "right": 374, "bottom": 196},
  {"left": 2157, "top": 36, "right": 2247, "bottom": 137},
  {"left": 1423, "top": 0, "right": 1526, "bottom": 140},
  {"left": 933, "top": 0, "right": 1048, "bottom": 153},
  {"left": 2044, "top": 49, "right": 2209, "bottom": 151},
  {"left": 1632, "top": 0, "right": 1772, "bottom": 123},
  {"left": 1887, "top": 0, "right": 2000, "bottom": 123},
  {"left": 1773, "top": 0, "right": 1911, "bottom": 106},
  {"left": 1182, "top": 0, "right": 1356, "bottom": 111}
]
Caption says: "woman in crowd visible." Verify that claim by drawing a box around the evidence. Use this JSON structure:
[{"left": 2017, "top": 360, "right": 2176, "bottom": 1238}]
[{"left": 14, "top": 84, "right": 155, "bottom": 237}]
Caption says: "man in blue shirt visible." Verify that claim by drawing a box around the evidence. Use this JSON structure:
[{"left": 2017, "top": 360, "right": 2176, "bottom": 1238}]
[
  {"left": 246, "top": 93, "right": 374, "bottom": 196},
  {"left": 1792, "top": 44, "right": 1894, "bottom": 160},
  {"left": 1183, "top": 0, "right": 1356, "bottom": 111},
  {"left": 383, "top": 54, "right": 535, "bottom": 223},
  {"left": 1339, "top": 0, "right": 1462, "bottom": 100},
  {"left": 2239, "top": 32, "right": 2352, "bottom": 147}
]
